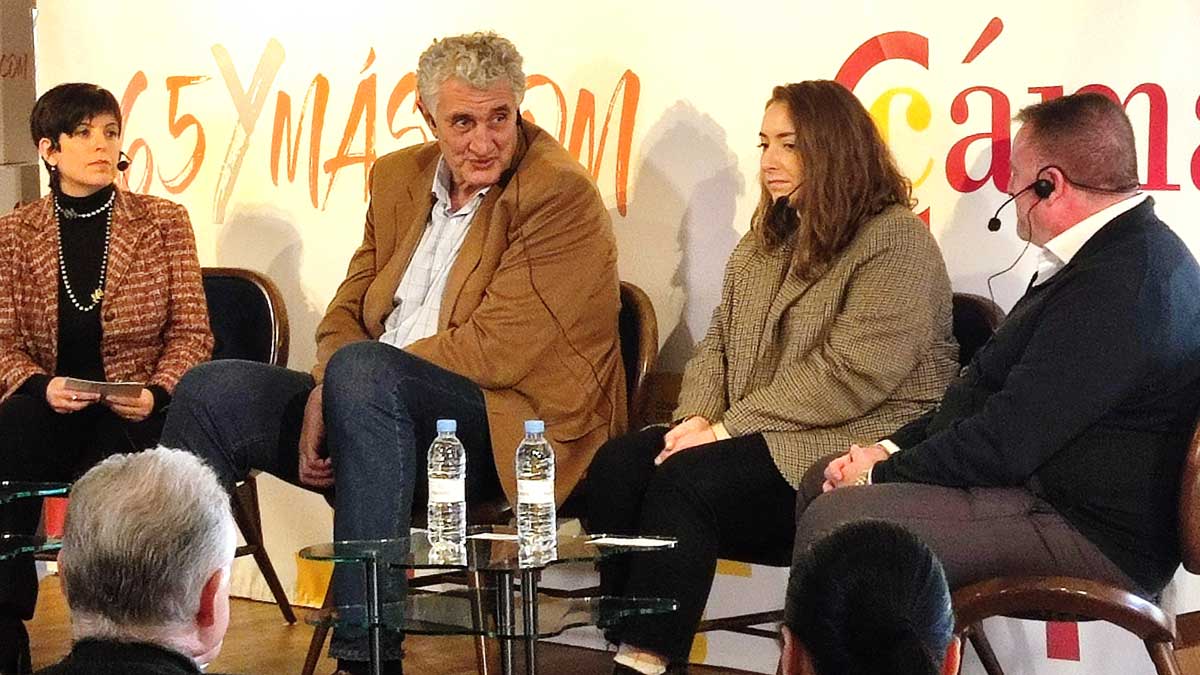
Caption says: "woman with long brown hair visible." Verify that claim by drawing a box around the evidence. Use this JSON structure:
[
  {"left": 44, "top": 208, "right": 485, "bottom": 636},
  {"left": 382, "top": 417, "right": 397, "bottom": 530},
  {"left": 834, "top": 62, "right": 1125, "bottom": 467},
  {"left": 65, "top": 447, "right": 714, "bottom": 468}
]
[{"left": 586, "top": 80, "right": 959, "bottom": 674}]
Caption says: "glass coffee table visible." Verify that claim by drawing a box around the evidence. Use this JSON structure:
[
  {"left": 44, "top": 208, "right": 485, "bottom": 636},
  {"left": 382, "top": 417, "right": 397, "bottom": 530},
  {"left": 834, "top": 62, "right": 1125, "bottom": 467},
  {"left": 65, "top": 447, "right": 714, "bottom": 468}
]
[
  {"left": 0, "top": 481, "right": 70, "bottom": 504},
  {"left": 301, "top": 526, "right": 676, "bottom": 675},
  {"left": 0, "top": 482, "right": 70, "bottom": 561}
]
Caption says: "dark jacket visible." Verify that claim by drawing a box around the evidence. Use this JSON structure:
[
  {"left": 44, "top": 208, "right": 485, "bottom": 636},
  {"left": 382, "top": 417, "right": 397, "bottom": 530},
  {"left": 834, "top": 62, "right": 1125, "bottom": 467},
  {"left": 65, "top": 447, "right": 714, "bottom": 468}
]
[
  {"left": 873, "top": 198, "right": 1200, "bottom": 594},
  {"left": 33, "top": 639, "right": 225, "bottom": 675}
]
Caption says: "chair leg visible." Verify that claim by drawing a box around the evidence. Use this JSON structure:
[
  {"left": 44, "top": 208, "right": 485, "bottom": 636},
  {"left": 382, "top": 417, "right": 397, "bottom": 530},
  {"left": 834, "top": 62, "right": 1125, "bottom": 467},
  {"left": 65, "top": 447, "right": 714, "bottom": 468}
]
[
  {"left": 1146, "top": 640, "right": 1183, "bottom": 675},
  {"left": 232, "top": 476, "right": 297, "bottom": 623},
  {"left": 302, "top": 583, "right": 335, "bottom": 675},
  {"left": 966, "top": 622, "right": 1005, "bottom": 675}
]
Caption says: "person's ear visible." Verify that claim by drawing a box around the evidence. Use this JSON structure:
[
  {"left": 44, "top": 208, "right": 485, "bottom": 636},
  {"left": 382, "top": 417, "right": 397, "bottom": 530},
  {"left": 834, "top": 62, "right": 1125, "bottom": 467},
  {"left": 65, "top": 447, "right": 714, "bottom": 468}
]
[
  {"left": 416, "top": 99, "right": 437, "bottom": 136},
  {"left": 38, "top": 137, "right": 58, "bottom": 166},
  {"left": 196, "top": 568, "right": 224, "bottom": 627},
  {"left": 780, "top": 625, "right": 815, "bottom": 675},
  {"left": 941, "top": 635, "right": 962, "bottom": 675}
]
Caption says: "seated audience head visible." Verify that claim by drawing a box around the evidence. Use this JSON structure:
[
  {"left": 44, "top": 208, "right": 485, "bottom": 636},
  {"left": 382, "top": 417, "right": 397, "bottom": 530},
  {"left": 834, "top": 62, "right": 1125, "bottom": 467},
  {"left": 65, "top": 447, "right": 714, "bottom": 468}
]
[
  {"left": 415, "top": 32, "right": 526, "bottom": 199},
  {"left": 58, "top": 446, "right": 236, "bottom": 667},
  {"left": 1009, "top": 92, "right": 1141, "bottom": 245},
  {"left": 782, "top": 521, "right": 960, "bottom": 675},
  {"left": 29, "top": 82, "right": 123, "bottom": 196},
  {"left": 756, "top": 79, "right": 913, "bottom": 281}
]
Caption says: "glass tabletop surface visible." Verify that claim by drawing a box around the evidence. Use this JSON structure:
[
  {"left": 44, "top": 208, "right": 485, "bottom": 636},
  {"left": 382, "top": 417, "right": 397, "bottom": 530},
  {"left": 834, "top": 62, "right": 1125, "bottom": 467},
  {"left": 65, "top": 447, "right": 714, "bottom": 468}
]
[
  {"left": 307, "top": 592, "right": 676, "bottom": 638},
  {"left": 0, "top": 535, "right": 62, "bottom": 561},
  {"left": 0, "top": 481, "right": 70, "bottom": 504},
  {"left": 299, "top": 526, "right": 675, "bottom": 571}
]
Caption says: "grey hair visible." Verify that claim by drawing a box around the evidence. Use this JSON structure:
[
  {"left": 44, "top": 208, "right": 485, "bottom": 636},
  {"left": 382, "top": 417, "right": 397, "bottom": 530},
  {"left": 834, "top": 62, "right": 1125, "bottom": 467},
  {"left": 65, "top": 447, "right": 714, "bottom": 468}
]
[
  {"left": 417, "top": 32, "right": 526, "bottom": 115},
  {"left": 61, "top": 446, "right": 235, "bottom": 643}
]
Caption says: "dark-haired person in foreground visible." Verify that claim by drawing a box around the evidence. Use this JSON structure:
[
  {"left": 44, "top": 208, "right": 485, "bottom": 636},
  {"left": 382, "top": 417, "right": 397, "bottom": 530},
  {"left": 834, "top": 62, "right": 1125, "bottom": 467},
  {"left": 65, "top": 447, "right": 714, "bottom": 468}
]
[
  {"left": 799, "top": 92, "right": 1200, "bottom": 600},
  {"left": 0, "top": 83, "right": 212, "bottom": 672},
  {"left": 34, "top": 447, "right": 235, "bottom": 675},
  {"left": 783, "top": 521, "right": 960, "bottom": 675}
]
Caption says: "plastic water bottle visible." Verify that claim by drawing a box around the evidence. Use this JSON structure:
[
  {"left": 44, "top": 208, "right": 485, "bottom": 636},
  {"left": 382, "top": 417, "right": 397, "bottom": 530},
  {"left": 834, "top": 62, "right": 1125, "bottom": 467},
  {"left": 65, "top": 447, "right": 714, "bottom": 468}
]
[
  {"left": 515, "top": 419, "right": 557, "bottom": 566},
  {"left": 427, "top": 419, "right": 466, "bottom": 553}
]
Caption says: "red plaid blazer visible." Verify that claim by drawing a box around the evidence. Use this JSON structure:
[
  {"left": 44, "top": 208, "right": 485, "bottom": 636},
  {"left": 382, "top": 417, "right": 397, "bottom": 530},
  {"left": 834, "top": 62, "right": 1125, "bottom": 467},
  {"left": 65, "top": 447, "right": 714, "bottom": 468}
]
[{"left": 0, "top": 189, "right": 213, "bottom": 399}]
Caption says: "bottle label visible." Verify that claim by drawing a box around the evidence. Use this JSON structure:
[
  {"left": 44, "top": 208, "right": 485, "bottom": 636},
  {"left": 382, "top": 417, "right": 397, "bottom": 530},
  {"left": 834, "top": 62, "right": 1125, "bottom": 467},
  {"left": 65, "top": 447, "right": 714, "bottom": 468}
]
[
  {"left": 517, "top": 479, "right": 555, "bottom": 505},
  {"left": 428, "top": 478, "right": 465, "bottom": 503}
]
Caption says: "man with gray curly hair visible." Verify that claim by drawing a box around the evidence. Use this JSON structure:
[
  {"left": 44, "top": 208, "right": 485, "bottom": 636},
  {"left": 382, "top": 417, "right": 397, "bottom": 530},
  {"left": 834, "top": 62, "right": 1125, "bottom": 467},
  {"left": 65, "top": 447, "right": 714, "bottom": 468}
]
[
  {"left": 34, "top": 447, "right": 235, "bottom": 674},
  {"left": 162, "top": 31, "right": 625, "bottom": 674}
]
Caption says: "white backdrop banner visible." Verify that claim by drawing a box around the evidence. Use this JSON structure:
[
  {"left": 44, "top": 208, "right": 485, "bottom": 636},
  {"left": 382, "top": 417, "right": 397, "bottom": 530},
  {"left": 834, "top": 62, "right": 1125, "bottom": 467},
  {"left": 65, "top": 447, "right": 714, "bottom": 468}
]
[{"left": 34, "top": 2, "right": 1200, "bottom": 672}]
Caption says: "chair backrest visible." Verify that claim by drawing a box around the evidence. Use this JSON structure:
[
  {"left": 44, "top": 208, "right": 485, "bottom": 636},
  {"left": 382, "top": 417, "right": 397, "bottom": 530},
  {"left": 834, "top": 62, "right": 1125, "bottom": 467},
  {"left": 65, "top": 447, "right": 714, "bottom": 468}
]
[
  {"left": 619, "top": 281, "right": 659, "bottom": 429},
  {"left": 201, "top": 267, "right": 290, "bottom": 368},
  {"left": 1178, "top": 413, "right": 1200, "bottom": 573},
  {"left": 952, "top": 293, "right": 1006, "bottom": 366}
]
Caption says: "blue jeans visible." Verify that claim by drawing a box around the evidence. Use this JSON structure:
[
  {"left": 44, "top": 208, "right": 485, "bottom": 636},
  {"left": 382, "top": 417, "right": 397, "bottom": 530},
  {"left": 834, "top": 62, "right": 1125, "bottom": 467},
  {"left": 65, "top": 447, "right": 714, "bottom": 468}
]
[{"left": 161, "top": 341, "right": 499, "bottom": 661}]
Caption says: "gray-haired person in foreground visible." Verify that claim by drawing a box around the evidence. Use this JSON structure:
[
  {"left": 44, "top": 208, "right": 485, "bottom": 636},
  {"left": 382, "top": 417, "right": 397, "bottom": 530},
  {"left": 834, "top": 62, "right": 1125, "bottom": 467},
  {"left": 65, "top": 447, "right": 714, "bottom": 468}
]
[{"left": 33, "top": 447, "right": 236, "bottom": 675}]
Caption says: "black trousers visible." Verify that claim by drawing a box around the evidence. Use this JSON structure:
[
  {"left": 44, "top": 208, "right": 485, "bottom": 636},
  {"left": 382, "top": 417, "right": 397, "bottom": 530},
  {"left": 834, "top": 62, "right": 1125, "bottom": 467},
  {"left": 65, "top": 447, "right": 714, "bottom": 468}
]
[
  {"left": 0, "top": 394, "right": 164, "bottom": 619},
  {"left": 585, "top": 426, "right": 797, "bottom": 662}
]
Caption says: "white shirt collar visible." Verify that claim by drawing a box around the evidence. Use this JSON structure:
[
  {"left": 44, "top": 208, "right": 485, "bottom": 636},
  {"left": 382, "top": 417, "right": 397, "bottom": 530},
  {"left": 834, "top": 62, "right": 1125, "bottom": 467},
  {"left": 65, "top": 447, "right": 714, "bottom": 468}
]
[
  {"left": 1032, "top": 193, "right": 1146, "bottom": 285},
  {"left": 432, "top": 157, "right": 490, "bottom": 217}
]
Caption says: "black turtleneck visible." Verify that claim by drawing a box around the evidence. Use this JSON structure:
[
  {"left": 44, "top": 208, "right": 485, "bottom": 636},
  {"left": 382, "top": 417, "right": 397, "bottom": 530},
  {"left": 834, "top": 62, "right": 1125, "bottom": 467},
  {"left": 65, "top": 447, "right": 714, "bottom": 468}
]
[
  {"left": 54, "top": 184, "right": 113, "bottom": 382},
  {"left": 17, "top": 185, "right": 168, "bottom": 413}
]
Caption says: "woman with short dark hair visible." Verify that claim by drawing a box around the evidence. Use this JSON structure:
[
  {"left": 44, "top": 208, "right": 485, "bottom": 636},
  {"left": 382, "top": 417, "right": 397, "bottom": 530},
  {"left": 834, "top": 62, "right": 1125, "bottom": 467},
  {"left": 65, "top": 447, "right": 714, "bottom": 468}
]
[
  {"left": 587, "top": 80, "right": 959, "bottom": 673},
  {"left": 782, "top": 521, "right": 961, "bottom": 675},
  {"left": 0, "top": 82, "right": 212, "bottom": 670}
]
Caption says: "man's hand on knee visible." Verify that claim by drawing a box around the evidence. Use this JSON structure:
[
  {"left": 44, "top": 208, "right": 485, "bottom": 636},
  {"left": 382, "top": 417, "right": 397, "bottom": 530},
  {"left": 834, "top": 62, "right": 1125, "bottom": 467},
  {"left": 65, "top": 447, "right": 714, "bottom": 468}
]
[
  {"left": 298, "top": 385, "right": 333, "bottom": 488},
  {"left": 823, "top": 444, "right": 888, "bottom": 492}
]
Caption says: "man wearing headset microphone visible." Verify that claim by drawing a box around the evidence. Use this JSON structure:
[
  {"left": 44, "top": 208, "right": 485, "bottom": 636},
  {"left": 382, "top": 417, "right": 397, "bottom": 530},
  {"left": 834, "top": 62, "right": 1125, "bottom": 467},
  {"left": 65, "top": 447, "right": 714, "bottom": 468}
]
[
  {"left": 792, "top": 92, "right": 1200, "bottom": 602},
  {"left": 160, "top": 32, "right": 624, "bottom": 674}
]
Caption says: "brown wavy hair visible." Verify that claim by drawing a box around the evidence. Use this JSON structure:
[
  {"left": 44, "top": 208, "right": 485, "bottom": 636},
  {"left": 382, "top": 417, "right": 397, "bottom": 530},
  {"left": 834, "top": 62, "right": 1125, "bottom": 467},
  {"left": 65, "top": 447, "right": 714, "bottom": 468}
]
[{"left": 754, "top": 81, "right": 914, "bottom": 281}]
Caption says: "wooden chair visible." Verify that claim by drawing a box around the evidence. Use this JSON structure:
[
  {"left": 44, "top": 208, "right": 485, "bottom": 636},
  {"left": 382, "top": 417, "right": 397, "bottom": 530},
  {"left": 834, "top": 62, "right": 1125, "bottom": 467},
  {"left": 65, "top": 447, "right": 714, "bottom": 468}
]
[
  {"left": 618, "top": 281, "right": 660, "bottom": 431},
  {"left": 952, "top": 414, "right": 1200, "bottom": 675},
  {"left": 201, "top": 267, "right": 296, "bottom": 624},
  {"left": 302, "top": 282, "right": 658, "bottom": 674},
  {"left": 693, "top": 292, "right": 1007, "bottom": 641}
]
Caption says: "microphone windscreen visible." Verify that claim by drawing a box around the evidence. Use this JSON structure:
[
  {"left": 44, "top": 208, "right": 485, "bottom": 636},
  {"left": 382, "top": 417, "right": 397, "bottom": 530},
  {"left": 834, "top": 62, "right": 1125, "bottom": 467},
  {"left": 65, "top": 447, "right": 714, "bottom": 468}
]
[{"left": 987, "top": 217, "right": 1001, "bottom": 232}]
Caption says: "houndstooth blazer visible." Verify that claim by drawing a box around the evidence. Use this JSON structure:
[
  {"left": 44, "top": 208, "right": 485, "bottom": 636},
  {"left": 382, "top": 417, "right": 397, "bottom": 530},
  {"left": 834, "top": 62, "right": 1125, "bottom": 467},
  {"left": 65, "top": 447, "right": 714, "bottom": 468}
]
[
  {"left": 0, "top": 189, "right": 213, "bottom": 400},
  {"left": 673, "top": 204, "right": 959, "bottom": 487}
]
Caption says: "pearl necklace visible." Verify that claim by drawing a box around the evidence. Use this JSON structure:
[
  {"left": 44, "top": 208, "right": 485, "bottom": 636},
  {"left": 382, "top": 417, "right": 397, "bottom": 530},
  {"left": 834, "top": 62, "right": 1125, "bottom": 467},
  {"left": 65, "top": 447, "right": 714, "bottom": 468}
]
[
  {"left": 55, "top": 192, "right": 114, "bottom": 312},
  {"left": 56, "top": 189, "right": 115, "bottom": 219}
]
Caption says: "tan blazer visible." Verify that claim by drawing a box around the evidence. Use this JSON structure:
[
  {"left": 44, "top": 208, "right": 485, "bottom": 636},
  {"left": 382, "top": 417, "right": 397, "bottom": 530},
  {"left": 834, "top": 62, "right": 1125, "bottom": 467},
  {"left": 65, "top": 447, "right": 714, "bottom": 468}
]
[
  {"left": 0, "top": 190, "right": 213, "bottom": 399},
  {"left": 674, "top": 204, "right": 958, "bottom": 486},
  {"left": 315, "top": 121, "right": 626, "bottom": 505}
]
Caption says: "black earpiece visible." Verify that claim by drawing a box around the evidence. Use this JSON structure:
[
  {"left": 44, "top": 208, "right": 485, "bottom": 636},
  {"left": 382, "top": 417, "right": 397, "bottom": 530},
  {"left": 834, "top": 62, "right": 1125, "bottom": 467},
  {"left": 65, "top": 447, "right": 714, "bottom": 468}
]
[
  {"left": 116, "top": 151, "right": 131, "bottom": 172},
  {"left": 987, "top": 176, "right": 1054, "bottom": 232}
]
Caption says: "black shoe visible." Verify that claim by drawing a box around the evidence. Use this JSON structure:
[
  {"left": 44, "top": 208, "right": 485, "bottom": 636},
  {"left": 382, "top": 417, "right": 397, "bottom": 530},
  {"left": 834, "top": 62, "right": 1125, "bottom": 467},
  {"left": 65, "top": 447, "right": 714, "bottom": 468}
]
[{"left": 0, "top": 617, "right": 30, "bottom": 674}]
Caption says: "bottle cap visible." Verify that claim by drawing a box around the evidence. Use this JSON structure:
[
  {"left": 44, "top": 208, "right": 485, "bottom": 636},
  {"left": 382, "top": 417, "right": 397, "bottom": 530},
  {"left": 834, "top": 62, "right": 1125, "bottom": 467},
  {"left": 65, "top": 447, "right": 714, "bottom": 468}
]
[
  {"left": 436, "top": 419, "right": 457, "bottom": 433},
  {"left": 524, "top": 419, "right": 545, "bottom": 434}
]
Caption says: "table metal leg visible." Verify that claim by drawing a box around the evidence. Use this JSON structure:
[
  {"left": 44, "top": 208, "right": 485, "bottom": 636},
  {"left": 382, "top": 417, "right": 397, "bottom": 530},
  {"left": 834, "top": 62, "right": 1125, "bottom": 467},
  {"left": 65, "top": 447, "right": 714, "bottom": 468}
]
[
  {"left": 363, "top": 555, "right": 382, "bottom": 675},
  {"left": 521, "top": 569, "right": 539, "bottom": 675},
  {"left": 497, "top": 571, "right": 515, "bottom": 675},
  {"left": 468, "top": 570, "right": 493, "bottom": 675}
]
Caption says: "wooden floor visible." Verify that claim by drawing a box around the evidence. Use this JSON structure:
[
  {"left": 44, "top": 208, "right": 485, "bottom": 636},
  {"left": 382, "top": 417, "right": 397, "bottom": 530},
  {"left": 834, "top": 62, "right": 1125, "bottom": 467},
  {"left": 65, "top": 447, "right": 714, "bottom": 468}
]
[{"left": 28, "top": 576, "right": 748, "bottom": 674}]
